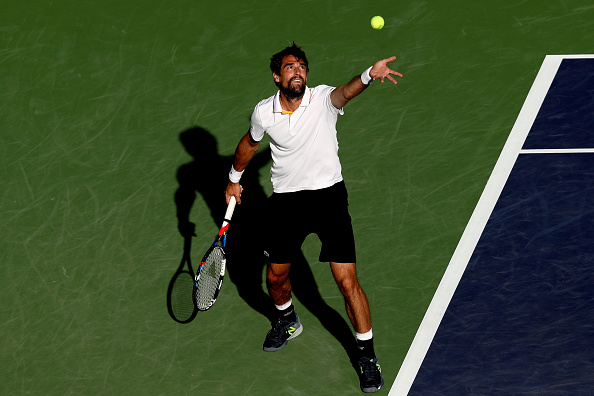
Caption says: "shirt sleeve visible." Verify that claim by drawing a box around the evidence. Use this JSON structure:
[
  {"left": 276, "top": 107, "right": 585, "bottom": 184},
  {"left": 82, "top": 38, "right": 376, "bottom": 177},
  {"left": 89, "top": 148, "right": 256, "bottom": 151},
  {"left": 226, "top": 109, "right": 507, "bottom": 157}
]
[
  {"left": 249, "top": 104, "right": 265, "bottom": 142},
  {"left": 322, "top": 85, "right": 345, "bottom": 116}
]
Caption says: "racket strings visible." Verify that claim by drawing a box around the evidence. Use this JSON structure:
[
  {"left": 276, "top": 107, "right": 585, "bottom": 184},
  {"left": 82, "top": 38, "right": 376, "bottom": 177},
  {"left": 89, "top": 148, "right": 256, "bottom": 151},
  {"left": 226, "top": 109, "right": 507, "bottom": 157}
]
[{"left": 195, "top": 247, "right": 224, "bottom": 310}]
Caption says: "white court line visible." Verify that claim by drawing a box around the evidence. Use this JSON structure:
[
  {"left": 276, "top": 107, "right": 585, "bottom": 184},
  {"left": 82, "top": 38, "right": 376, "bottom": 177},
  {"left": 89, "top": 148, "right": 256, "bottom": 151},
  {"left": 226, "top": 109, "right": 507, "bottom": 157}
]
[
  {"left": 387, "top": 54, "right": 589, "bottom": 396},
  {"left": 520, "top": 148, "right": 594, "bottom": 154}
]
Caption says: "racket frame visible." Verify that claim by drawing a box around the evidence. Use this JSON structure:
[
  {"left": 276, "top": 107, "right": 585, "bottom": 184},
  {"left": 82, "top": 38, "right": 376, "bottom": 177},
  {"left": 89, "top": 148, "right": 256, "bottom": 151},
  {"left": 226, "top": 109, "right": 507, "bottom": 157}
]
[{"left": 193, "top": 196, "right": 236, "bottom": 311}]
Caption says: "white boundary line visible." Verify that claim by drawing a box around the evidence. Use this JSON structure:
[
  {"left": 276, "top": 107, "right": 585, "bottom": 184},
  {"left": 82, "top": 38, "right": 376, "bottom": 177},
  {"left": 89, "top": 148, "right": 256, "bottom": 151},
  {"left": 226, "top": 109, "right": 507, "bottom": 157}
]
[
  {"left": 520, "top": 148, "right": 594, "bottom": 154},
  {"left": 387, "top": 54, "right": 590, "bottom": 396}
]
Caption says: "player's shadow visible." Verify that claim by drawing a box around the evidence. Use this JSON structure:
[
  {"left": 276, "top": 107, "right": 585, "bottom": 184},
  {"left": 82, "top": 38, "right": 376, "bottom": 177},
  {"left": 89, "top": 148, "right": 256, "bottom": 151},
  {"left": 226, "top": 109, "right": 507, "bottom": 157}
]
[
  {"left": 174, "top": 126, "right": 358, "bottom": 364},
  {"left": 175, "top": 126, "right": 272, "bottom": 320},
  {"left": 290, "top": 255, "right": 360, "bottom": 365}
]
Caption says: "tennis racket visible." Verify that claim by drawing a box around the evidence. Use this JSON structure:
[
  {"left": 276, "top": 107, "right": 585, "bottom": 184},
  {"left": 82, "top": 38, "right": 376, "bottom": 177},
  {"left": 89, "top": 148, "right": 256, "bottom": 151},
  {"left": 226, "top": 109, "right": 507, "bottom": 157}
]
[
  {"left": 193, "top": 196, "right": 236, "bottom": 311},
  {"left": 167, "top": 236, "right": 198, "bottom": 323}
]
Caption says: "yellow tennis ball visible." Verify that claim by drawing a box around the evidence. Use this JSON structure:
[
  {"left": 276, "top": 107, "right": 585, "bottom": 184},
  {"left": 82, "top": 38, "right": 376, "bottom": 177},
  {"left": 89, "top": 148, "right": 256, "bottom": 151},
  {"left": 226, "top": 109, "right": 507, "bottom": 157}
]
[{"left": 371, "top": 16, "right": 384, "bottom": 30}]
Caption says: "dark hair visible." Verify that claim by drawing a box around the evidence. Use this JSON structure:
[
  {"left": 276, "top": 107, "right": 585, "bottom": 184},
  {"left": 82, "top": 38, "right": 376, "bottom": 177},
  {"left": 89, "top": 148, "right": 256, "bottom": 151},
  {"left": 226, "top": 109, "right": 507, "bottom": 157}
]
[{"left": 269, "top": 42, "right": 309, "bottom": 76}]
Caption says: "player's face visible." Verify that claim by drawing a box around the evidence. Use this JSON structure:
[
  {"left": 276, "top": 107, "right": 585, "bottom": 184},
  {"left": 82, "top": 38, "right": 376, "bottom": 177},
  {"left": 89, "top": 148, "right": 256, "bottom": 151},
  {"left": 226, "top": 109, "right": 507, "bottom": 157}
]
[{"left": 274, "top": 55, "right": 307, "bottom": 98}]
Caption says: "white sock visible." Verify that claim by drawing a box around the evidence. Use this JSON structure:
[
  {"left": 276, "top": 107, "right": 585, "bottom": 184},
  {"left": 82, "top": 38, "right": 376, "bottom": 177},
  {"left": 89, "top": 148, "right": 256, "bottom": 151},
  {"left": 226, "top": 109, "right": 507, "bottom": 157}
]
[
  {"left": 356, "top": 329, "right": 373, "bottom": 341},
  {"left": 275, "top": 298, "right": 292, "bottom": 311}
]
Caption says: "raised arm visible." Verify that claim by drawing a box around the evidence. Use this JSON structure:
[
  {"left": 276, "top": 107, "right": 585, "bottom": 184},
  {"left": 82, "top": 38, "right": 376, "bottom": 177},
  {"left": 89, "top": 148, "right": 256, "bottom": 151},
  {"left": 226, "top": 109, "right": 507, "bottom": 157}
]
[
  {"left": 225, "top": 131, "right": 260, "bottom": 204},
  {"left": 330, "top": 56, "right": 402, "bottom": 109}
]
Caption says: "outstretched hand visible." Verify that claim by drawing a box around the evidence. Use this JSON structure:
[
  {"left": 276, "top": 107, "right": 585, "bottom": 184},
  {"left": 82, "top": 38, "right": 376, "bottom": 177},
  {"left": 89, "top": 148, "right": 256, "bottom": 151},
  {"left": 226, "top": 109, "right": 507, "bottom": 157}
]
[{"left": 370, "top": 56, "right": 402, "bottom": 84}]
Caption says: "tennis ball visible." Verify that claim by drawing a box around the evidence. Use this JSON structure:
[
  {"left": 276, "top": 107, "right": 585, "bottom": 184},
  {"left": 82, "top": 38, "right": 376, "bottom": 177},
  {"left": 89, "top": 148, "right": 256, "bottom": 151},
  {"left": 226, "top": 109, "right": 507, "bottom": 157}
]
[{"left": 371, "top": 16, "right": 384, "bottom": 30}]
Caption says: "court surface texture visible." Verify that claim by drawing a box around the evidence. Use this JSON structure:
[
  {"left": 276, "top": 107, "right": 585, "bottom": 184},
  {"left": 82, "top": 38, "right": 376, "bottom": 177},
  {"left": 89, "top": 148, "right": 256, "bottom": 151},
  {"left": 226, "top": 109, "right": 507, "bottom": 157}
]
[{"left": 2, "top": 1, "right": 593, "bottom": 395}]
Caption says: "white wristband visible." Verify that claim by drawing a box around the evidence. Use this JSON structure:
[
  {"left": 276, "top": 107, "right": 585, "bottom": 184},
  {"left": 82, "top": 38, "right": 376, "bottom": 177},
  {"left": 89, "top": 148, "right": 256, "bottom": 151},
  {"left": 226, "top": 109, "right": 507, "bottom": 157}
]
[
  {"left": 360, "top": 66, "right": 373, "bottom": 85},
  {"left": 229, "top": 166, "right": 244, "bottom": 183}
]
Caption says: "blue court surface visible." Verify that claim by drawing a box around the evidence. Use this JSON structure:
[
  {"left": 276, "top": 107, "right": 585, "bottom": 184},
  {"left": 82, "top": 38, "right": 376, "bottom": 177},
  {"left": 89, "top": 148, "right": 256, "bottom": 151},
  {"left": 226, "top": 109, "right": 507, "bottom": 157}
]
[{"left": 390, "top": 55, "right": 594, "bottom": 395}]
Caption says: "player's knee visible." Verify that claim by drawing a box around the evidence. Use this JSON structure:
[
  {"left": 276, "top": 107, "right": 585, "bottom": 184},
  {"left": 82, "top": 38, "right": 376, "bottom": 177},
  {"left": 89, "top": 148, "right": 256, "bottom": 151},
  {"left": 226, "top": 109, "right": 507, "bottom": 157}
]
[
  {"left": 336, "top": 276, "right": 361, "bottom": 298},
  {"left": 266, "top": 274, "right": 284, "bottom": 288},
  {"left": 266, "top": 266, "right": 289, "bottom": 288}
]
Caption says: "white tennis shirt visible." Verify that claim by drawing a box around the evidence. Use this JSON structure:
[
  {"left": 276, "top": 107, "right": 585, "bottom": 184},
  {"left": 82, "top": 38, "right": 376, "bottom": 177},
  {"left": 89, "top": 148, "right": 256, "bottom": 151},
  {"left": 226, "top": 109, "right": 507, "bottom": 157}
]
[{"left": 249, "top": 85, "right": 345, "bottom": 193}]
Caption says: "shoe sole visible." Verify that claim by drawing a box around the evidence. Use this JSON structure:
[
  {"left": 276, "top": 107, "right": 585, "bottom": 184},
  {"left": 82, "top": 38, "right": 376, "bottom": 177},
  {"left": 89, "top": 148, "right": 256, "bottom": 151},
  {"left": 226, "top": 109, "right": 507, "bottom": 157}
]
[
  {"left": 263, "top": 323, "right": 303, "bottom": 352},
  {"left": 361, "top": 376, "right": 384, "bottom": 393}
]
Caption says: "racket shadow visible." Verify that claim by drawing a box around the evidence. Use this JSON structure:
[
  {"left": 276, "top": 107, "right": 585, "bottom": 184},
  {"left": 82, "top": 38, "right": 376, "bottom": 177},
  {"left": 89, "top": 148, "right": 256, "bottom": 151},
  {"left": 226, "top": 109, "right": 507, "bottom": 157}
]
[
  {"left": 166, "top": 236, "right": 198, "bottom": 324},
  {"left": 174, "top": 126, "right": 274, "bottom": 321}
]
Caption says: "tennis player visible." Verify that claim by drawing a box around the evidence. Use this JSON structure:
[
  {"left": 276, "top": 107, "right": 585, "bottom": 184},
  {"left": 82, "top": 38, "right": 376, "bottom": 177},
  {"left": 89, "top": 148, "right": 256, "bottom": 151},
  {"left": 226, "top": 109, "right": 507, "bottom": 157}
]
[{"left": 224, "top": 43, "right": 402, "bottom": 393}]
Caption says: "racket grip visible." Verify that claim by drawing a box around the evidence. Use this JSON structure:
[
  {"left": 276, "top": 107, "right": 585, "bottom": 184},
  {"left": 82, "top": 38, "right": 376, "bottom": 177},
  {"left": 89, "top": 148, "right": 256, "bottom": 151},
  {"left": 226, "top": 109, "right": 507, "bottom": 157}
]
[{"left": 225, "top": 196, "right": 236, "bottom": 222}]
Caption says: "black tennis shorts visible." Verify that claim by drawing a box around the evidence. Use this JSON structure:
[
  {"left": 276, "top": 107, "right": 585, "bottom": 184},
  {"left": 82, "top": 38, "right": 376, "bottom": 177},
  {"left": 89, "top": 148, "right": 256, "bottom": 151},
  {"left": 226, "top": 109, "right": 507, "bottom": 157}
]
[{"left": 263, "top": 181, "right": 356, "bottom": 264}]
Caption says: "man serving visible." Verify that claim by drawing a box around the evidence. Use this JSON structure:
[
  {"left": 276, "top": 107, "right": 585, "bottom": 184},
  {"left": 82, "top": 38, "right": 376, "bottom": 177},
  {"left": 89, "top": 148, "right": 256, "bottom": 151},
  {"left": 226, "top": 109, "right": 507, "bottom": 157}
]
[{"left": 225, "top": 43, "right": 402, "bottom": 393}]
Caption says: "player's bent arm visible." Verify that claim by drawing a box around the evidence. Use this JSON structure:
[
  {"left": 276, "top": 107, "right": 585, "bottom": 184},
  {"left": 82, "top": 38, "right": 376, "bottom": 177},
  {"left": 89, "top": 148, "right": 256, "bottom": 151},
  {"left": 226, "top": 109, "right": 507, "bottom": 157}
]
[
  {"left": 225, "top": 131, "right": 260, "bottom": 204},
  {"left": 233, "top": 131, "right": 260, "bottom": 172}
]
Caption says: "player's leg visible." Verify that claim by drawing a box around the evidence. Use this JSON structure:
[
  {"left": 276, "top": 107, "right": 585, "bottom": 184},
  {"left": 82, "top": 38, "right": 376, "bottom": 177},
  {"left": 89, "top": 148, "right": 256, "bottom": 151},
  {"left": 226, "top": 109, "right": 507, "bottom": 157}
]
[
  {"left": 329, "top": 262, "right": 371, "bottom": 333},
  {"left": 263, "top": 262, "right": 303, "bottom": 351},
  {"left": 261, "top": 188, "right": 306, "bottom": 351},
  {"left": 330, "top": 262, "right": 384, "bottom": 393},
  {"left": 266, "top": 262, "right": 292, "bottom": 306},
  {"left": 266, "top": 262, "right": 299, "bottom": 325},
  {"left": 316, "top": 183, "right": 376, "bottom": 353}
]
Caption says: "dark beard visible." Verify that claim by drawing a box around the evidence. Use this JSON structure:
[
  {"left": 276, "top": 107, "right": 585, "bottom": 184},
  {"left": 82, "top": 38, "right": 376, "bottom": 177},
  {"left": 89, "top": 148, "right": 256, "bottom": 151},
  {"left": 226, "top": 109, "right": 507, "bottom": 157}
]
[{"left": 279, "top": 79, "right": 305, "bottom": 100}]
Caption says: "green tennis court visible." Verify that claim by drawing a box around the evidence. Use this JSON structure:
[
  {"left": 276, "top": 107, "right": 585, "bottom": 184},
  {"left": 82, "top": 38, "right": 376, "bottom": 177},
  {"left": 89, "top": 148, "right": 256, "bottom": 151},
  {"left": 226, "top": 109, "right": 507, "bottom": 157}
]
[{"left": 2, "top": 1, "right": 593, "bottom": 394}]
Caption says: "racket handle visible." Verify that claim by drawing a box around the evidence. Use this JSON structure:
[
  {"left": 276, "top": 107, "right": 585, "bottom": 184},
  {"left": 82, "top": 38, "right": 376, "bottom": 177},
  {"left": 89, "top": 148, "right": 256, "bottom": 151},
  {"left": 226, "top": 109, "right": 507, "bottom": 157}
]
[{"left": 224, "top": 196, "right": 237, "bottom": 222}]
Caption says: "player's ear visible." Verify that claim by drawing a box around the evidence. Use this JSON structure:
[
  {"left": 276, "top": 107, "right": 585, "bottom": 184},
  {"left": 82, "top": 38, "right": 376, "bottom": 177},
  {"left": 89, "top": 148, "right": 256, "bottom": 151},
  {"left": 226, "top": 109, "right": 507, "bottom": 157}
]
[{"left": 273, "top": 72, "right": 280, "bottom": 83}]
